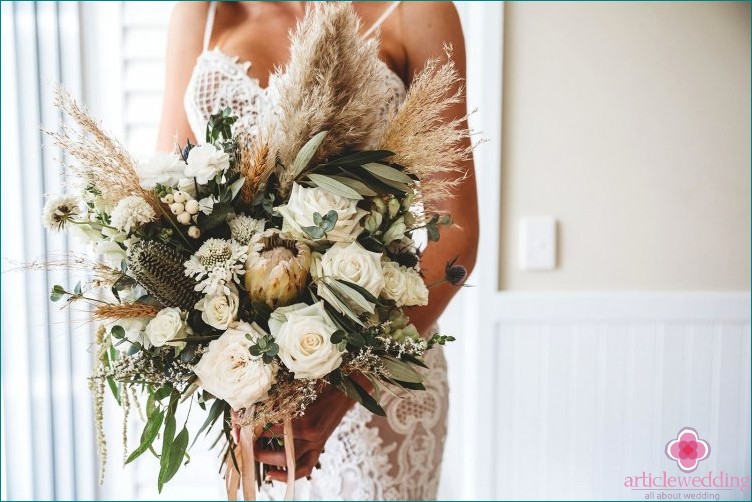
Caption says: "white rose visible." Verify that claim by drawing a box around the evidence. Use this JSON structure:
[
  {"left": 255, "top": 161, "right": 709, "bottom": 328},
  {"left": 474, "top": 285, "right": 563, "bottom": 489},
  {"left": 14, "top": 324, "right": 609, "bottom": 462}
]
[
  {"left": 184, "top": 144, "right": 230, "bottom": 185},
  {"left": 311, "top": 242, "right": 385, "bottom": 311},
  {"left": 145, "top": 307, "right": 186, "bottom": 348},
  {"left": 94, "top": 240, "right": 126, "bottom": 270},
  {"left": 276, "top": 183, "right": 367, "bottom": 242},
  {"left": 193, "top": 321, "right": 276, "bottom": 410},
  {"left": 136, "top": 152, "right": 186, "bottom": 189},
  {"left": 381, "top": 261, "right": 429, "bottom": 307},
  {"left": 195, "top": 287, "right": 239, "bottom": 330},
  {"left": 269, "top": 302, "right": 342, "bottom": 379}
]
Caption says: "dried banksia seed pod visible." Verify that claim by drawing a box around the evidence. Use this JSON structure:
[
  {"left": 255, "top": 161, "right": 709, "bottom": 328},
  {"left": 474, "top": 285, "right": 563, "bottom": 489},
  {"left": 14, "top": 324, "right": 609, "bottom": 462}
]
[{"left": 126, "top": 241, "right": 202, "bottom": 310}]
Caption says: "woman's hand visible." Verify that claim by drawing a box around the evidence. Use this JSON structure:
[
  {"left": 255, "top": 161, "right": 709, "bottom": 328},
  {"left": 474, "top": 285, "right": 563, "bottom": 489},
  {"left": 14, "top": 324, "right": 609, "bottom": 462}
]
[{"left": 253, "top": 381, "right": 362, "bottom": 482}]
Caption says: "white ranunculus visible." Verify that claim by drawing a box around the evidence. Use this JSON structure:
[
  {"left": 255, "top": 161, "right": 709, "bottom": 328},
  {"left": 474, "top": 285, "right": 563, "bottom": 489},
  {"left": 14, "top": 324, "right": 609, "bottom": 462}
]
[
  {"left": 276, "top": 183, "right": 367, "bottom": 242},
  {"left": 195, "top": 286, "right": 239, "bottom": 330},
  {"left": 184, "top": 144, "right": 230, "bottom": 185},
  {"left": 136, "top": 152, "right": 186, "bottom": 189},
  {"left": 94, "top": 240, "right": 127, "bottom": 270},
  {"left": 380, "top": 261, "right": 429, "bottom": 307},
  {"left": 311, "top": 242, "right": 385, "bottom": 311},
  {"left": 269, "top": 302, "right": 342, "bottom": 379},
  {"left": 193, "top": 321, "right": 276, "bottom": 410},
  {"left": 145, "top": 307, "right": 186, "bottom": 349}
]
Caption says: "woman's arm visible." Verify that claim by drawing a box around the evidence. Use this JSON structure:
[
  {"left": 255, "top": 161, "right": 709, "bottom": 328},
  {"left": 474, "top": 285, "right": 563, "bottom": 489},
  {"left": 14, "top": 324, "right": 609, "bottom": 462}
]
[
  {"left": 155, "top": 2, "right": 207, "bottom": 151},
  {"left": 257, "top": 2, "right": 478, "bottom": 481}
]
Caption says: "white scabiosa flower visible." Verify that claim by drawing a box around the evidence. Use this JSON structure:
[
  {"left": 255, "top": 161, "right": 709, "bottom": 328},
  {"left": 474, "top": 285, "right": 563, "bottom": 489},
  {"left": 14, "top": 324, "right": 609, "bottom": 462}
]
[
  {"left": 229, "top": 215, "right": 266, "bottom": 245},
  {"left": 244, "top": 229, "right": 311, "bottom": 309},
  {"left": 136, "top": 152, "right": 185, "bottom": 189},
  {"left": 110, "top": 195, "right": 156, "bottom": 234},
  {"left": 42, "top": 194, "right": 81, "bottom": 232},
  {"left": 184, "top": 238, "right": 247, "bottom": 295},
  {"left": 184, "top": 144, "right": 230, "bottom": 185}
]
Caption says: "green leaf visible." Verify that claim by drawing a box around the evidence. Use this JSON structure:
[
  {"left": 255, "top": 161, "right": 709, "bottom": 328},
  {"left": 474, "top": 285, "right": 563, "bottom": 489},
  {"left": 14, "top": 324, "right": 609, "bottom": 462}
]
[
  {"left": 328, "top": 175, "right": 378, "bottom": 197},
  {"left": 330, "top": 330, "right": 346, "bottom": 344},
  {"left": 426, "top": 222, "right": 440, "bottom": 242},
  {"left": 196, "top": 202, "right": 232, "bottom": 232},
  {"left": 192, "top": 399, "right": 225, "bottom": 449},
  {"left": 312, "top": 212, "right": 323, "bottom": 227},
  {"left": 321, "top": 150, "right": 394, "bottom": 168},
  {"left": 106, "top": 377, "right": 120, "bottom": 404},
  {"left": 290, "top": 131, "right": 328, "bottom": 180},
  {"left": 158, "top": 402, "right": 178, "bottom": 492},
  {"left": 336, "top": 280, "right": 381, "bottom": 304},
  {"left": 346, "top": 376, "right": 386, "bottom": 416},
  {"left": 302, "top": 225, "right": 325, "bottom": 239},
  {"left": 110, "top": 325, "right": 125, "bottom": 339},
  {"left": 380, "top": 355, "right": 424, "bottom": 383},
  {"left": 307, "top": 173, "right": 363, "bottom": 200},
  {"left": 229, "top": 177, "right": 245, "bottom": 201},
  {"left": 154, "top": 384, "right": 173, "bottom": 401},
  {"left": 327, "top": 280, "right": 375, "bottom": 314},
  {"left": 50, "top": 284, "right": 66, "bottom": 302},
  {"left": 74, "top": 281, "right": 82, "bottom": 295},
  {"left": 159, "top": 427, "right": 189, "bottom": 490},
  {"left": 321, "top": 210, "right": 338, "bottom": 232},
  {"left": 361, "top": 163, "right": 415, "bottom": 185},
  {"left": 347, "top": 332, "right": 366, "bottom": 348},
  {"left": 125, "top": 409, "right": 165, "bottom": 464},
  {"left": 318, "top": 283, "right": 365, "bottom": 326}
]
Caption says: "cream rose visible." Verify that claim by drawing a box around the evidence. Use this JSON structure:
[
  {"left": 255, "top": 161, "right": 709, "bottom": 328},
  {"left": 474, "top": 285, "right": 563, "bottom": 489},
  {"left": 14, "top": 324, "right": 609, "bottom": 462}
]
[
  {"left": 276, "top": 183, "right": 367, "bottom": 242},
  {"left": 269, "top": 302, "right": 342, "bottom": 379},
  {"left": 380, "top": 261, "right": 429, "bottom": 307},
  {"left": 195, "top": 286, "right": 239, "bottom": 330},
  {"left": 193, "top": 322, "right": 276, "bottom": 410},
  {"left": 311, "top": 242, "right": 385, "bottom": 311},
  {"left": 184, "top": 144, "right": 230, "bottom": 185},
  {"left": 145, "top": 307, "right": 186, "bottom": 348},
  {"left": 136, "top": 152, "right": 185, "bottom": 189}
]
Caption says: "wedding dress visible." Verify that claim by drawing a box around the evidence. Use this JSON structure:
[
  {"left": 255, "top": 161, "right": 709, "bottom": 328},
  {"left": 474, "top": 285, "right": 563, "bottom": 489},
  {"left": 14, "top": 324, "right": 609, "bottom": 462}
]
[{"left": 184, "top": 2, "right": 448, "bottom": 499}]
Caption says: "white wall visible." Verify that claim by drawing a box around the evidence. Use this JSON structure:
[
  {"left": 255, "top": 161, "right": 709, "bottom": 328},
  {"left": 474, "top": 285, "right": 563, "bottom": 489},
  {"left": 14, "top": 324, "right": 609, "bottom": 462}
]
[{"left": 499, "top": 2, "right": 751, "bottom": 291}]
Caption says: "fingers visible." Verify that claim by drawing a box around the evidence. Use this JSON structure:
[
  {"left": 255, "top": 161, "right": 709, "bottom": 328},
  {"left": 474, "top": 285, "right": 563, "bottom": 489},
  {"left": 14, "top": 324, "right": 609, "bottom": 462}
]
[{"left": 265, "top": 449, "right": 322, "bottom": 482}]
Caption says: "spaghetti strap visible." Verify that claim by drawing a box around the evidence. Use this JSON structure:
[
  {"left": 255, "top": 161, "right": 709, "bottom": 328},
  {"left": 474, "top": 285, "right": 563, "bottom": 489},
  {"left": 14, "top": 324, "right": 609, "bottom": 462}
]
[
  {"left": 203, "top": 1, "right": 217, "bottom": 51},
  {"left": 363, "top": 1, "right": 401, "bottom": 38}
]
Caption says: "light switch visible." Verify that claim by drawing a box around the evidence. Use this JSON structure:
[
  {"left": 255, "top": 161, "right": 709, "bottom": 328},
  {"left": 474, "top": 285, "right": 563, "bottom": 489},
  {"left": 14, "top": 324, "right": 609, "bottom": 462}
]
[{"left": 519, "top": 216, "right": 557, "bottom": 270}]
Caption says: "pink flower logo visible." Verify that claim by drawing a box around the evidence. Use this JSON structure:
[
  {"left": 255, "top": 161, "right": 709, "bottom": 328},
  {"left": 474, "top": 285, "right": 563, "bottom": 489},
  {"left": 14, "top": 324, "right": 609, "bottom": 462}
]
[{"left": 665, "top": 427, "right": 710, "bottom": 472}]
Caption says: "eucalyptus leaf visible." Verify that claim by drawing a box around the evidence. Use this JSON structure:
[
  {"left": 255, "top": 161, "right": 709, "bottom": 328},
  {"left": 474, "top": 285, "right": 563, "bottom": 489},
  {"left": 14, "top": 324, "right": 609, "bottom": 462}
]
[
  {"left": 302, "top": 225, "right": 325, "bottom": 239},
  {"left": 321, "top": 210, "right": 338, "bottom": 232},
  {"left": 111, "top": 325, "right": 125, "bottom": 339},
  {"left": 307, "top": 173, "right": 362, "bottom": 200},
  {"left": 328, "top": 280, "right": 375, "bottom": 314},
  {"left": 290, "top": 131, "right": 328, "bottom": 180}
]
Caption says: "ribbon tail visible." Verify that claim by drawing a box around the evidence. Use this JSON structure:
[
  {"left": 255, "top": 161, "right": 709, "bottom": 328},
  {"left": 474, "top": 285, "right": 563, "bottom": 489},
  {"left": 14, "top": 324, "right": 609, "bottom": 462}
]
[
  {"left": 283, "top": 419, "right": 296, "bottom": 501},
  {"left": 225, "top": 448, "right": 240, "bottom": 501},
  {"left": 239, "top": 424, "right": 257, "bottom": 501}
]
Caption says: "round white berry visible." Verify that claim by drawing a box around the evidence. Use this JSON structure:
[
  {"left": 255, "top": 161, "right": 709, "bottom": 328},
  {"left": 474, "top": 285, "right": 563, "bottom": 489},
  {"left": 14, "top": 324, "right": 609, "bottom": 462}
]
[
  {"left": 173, "top": 191, "right": 187, "bottom": 203},
  {"left": 170, "top": 202, "right": 185, "bottom": 215},
  {"left": 163, "top": 193, "right": 175, "bottom": 204},
  {"left": 184, "top": 199, "right": 199, "bottom": 215},
  {"left": 177, "top": 211, "right": 192, "bottom": 225},
  {"left": 188, "top": 226, "right": 201, "bottom": 239}
]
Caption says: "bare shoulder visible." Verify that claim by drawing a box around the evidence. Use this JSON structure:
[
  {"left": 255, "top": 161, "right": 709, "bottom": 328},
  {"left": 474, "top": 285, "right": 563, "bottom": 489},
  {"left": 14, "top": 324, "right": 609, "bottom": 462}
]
[
  {"left": 166, "top": 1, "right": 209, "bottom": 52},
  {"left": 400, "top": 1, "right": 463, "bottom": 42},
  {"left": 398, "top": 2, "right": 465, "bottom": 76}
]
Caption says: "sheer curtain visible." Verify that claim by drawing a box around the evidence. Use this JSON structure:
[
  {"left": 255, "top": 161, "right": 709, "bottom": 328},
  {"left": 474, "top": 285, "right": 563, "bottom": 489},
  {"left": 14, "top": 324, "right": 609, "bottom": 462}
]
[{"left": 1, "top": 2, "right": 97, "bottom": 499}]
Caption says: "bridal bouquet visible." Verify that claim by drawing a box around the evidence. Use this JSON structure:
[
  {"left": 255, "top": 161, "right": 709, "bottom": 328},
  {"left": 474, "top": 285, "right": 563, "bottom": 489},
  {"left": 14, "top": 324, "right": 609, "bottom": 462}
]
[{"left": 41, "top": 3, "right": 471, "bottom": 499}]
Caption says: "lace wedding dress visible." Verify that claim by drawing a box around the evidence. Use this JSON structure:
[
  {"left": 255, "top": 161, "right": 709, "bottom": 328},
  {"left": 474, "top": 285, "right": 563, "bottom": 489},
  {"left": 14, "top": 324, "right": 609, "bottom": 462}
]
[{"left": 183, "top": 2, "right": 448, "bottom": 499}]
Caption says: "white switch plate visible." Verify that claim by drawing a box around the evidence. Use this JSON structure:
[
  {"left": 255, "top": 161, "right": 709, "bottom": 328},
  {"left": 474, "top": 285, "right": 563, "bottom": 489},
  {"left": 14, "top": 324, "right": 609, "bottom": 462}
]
[{"left": 519, "top": 216, "right": 557, "bottom": 270}]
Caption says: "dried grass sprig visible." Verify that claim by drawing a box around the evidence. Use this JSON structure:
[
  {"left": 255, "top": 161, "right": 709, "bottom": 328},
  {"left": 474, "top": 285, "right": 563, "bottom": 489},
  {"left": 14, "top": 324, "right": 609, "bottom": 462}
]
[
  {"left": 47, "top": 87, "right": 160, "bottom": 210},
  {"left": 378, "top": 47, "right": 474, "bottom": 210},
  {"left": 274, "top": 2, "right": 388, "bottom": 195},
  {"left": 93, "top": 303, "right": 161, "bottom": 320}
]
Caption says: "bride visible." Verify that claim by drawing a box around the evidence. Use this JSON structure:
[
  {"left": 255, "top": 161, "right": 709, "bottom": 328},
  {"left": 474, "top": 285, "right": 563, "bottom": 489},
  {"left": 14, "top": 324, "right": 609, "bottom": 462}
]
[{"left": 156, "top": 2, "right": 478, "bottom": 499}]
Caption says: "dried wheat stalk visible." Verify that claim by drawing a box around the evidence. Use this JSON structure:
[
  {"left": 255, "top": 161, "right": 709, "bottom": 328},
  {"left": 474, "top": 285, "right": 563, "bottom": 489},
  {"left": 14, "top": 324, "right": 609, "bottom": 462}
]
[
  {"left": 93, "top": 303, "right": 162, "bottom": 320},
  {"left": 378, "top": 48, "right": 474, "bottom": 210},
  {"left": 47, "top": 87, "right": 160, "bottom": 210},
  {"left": 236, "top": 131, "right": 274, "bottom": 205},
  {"left": 274, "top": 2, "right": 388, "bottom": 195}
]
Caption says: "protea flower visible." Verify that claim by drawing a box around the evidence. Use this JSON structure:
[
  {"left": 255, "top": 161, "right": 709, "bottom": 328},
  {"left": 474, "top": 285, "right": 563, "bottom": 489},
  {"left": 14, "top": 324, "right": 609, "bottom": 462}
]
[{"left": 244, "top": 229, "right": 311, "bottom": 309}]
